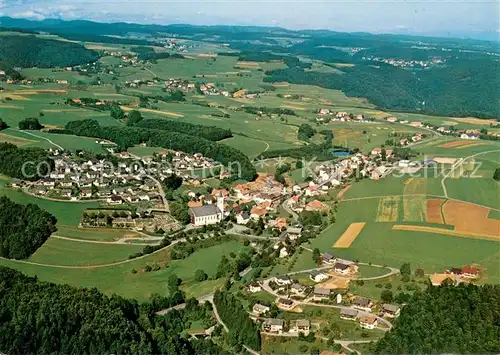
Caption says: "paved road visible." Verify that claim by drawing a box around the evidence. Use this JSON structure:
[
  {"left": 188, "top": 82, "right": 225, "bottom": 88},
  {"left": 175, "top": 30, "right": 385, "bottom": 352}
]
[
  {"left": 440, "top": 149, "right": 500, "bottom": 198},
  {"left": 282, "top": 199, "right": 299, "bottom": 221},
  {"left": 145, "top": 174, "right": 170, "bottom": 213},
  {"left": 52, "top": 234, "right": 160, "bottom": 246}
]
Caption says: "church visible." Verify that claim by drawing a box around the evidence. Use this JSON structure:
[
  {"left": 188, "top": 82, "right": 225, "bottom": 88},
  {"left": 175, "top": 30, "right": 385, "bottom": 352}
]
[{"left": 188, "top": 194, "right": 224, "bottom": 226}]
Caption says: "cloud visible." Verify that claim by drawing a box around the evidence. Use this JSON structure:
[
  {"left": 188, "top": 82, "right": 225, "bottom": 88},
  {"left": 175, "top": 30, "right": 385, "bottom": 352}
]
[{"left": 12, "top": 10, "right": 46, "bottom": 20}]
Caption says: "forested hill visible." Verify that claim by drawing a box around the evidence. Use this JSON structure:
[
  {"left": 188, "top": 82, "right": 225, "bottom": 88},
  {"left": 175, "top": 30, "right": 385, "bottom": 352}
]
[
  {"left": 264, "top": 59, "right": 500, "bottom": 119},
  {"left": 375, "top": 284, "right": 500, "bottom": 354},
  {"left": 0, "top": 34, "right": 99, "bottom": 68}
]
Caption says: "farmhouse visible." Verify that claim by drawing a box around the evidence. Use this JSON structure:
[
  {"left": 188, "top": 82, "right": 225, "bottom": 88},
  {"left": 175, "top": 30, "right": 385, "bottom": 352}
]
[
  {"left": 312, "top": 286, "right": 331, "bottom": 300},
  {"left": 430, "top": 273, "right": 456, "bottom": 286},
  {"left": 277, "top": 298, "right": 294, "bottom": 310},
  {"left": 352, "top": 297, "right": 373, "bottom": 312},
  {"left": 252, "top": 303, "right": 270, "bottom": 315},
  {"left": 310, "top": 270, "right": 329, "bottom": 283},
  {"left": 236, "top": 211, "right": 251, "bottom": 225},
  {"left": 306, "top": 200, "right": 329, "bottom": 212},
  {"left": 340, "top": 308, "right": 358, "bottom": 321},
  {"left": 461, "top": 265, "right": 480, "bottom": 278},
  {"left": 359, "top": 315, "right": 378, "bottom": 329},
  {"left": 290, "top": 319, "right": 311, "bottom": 334},
  {"left": 322, "top": 252, "right": 336, "bottom": 265},
  {"left": 108, "top": 195, "right": 123, "bottom": 205},
  {"left": 290, "top": 283, "right": 307, "bottom": 297},
  {"left": 248, "top": 282, "right": 262, "bottom": 293},
  {"left": 275, "top": 275, "right": 292, "bottom": 286},
  {"left": 286, "top": 226, "right": 303, "bottom": 240},
  {"left": 263, "top": 319, "right": 284, "bottom": 333},
  {"left": 333, "top": 262, "right": 351, "bottom": 275},
  {"left": 382, "top": 304, "right": 401, "bottom": 318}
]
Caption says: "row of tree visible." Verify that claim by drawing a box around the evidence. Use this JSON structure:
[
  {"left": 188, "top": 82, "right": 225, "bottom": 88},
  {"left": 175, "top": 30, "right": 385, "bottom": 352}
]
[
  {"left": 135, "top": 118, "right": 233, "bottom": 141},
  {"left": 64, "top": 119, "right": 256, "bottom": 180}
]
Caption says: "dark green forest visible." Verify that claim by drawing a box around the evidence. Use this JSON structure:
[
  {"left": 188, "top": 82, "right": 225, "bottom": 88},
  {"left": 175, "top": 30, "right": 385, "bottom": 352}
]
[
  {"left": 213, "top": 290, "right": 261, "bottom": 351},
  {"left": 0, "top": 35, "right": 99, "bottom": 68},
  {"left": 0, "top": 143, "right": 54, "bottom": 180},
  {"left": 264, "top": 59, "right": 500, "bottom": 118},
  {"left": 135, "top": 118, "right": 233, "bottom": 141},
  {"left": 0, "top": 197, "right": 57, "bottom": 259},
  {"left": 64, "top": 119, "right": 256, "bottom": 180},
  {"left": 375, "top": 284, "right": 500, "bottom": 354},
  {"left": 0, "top": 267, "right": 225, "bottom": 354}
]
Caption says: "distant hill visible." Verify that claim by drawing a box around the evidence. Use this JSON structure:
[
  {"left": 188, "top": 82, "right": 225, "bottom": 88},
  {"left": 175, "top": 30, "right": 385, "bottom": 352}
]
[{"left": 0, "top": 34, "right": 99, "bottom": 68}]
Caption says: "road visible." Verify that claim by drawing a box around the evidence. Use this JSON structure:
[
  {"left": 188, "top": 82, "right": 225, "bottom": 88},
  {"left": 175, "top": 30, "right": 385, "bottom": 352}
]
[
  {"left": 145, "top": 174, "right": 169, "bottom": 212},
  {"left": 19, "top": 129, "right": 64, "bottom": 150},
  {"left": 440, "top": 148, "right": 500, "bottom": 198},
  {"left": 282, "top": 199, "right": 299, "bottom": 221},
  {"left": 51, "top": 234, "right": 161, "bottom": 246},
  {"left": 260, "top": 278, "right": 393, "bottom": 330}
]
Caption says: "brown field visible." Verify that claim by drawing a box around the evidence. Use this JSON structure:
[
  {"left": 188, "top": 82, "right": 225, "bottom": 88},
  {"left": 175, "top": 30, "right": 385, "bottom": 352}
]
[
  {"left": 195, "top": 74, "right": 218, "bottom": 78},
  {"left": 439, "top": 140, "right": 477, "bottom": 148},
  {"left": 236, "top": 61, "right": 261, "bottom": 68},
  {"left": 272, "top": 82, "right": 290, "bottom": 87},
  {"left": 426, "top": 199, "right": 445, "bottom": 224},
  {"left": 455, "top": 143, "right": 485, "bottom": 149},
  {"left": 333, "top": 222, "right": 366, "bottom": 248},
  {"left": 13, "top": 89, "right": 67, "bottom": 95},
  {"left": 85, "top": 44, "right": 123, "bottom": 51},
  {"left": 120, "top": 106, "right": 184, "bottom": 118},
  {"left": 392, "top": 225, "right": 499, "bottom": 242},
  {"left": 197, "top": 53, "right": 217, "bottom": 58},
  {"left": 442, "top": 200, "right": 500, "bottom": 238},
  {"left": 337, "top": 185, "right": 351, "bottom": 200},
  {"left": 280, "top": 105, "right": 306, "bottom": 111},
  {"left": 0, "top": 132, "right": 37, "bottom": 146},
  {"left": 318, "top": 277, "right": 350, "bottom": 290},
  {"left": 0, "top": 104, "right": 24, "bottom": 109},
  {"left": 451, "top": 117, "right": 499, "bottom": 125},
  {"left": 0, "top": 93, "right": 30, "bottom": 101},
  {"left": 376, "top": 196, "right": 400, "bottom": 222}
]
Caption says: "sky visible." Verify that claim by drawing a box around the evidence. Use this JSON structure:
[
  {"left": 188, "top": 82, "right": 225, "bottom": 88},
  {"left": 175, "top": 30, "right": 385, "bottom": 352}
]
[{"left": 1, "top": 0, "right": 499, "bottom": 40}]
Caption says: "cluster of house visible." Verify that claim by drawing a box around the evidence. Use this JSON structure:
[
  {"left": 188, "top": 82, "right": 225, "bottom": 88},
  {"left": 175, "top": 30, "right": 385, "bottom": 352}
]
[
  {"left": 316, "top": 110, "right": 368, "bottom": 123},
  {"left": 186, "top": 173, "right": 287, "bottom": 227},
  {"left": 124, "top": 78, "right": 160, "bottom": 88},
  {"left": 10, "top": 152, "right": 163, "bottom": 206},
  {"left": 362, "top": 56, "right": 444, "bottom": 68},
  {"left": 198, "top": 82, "right": 230, "bottom": 96},
  {"left": 430, "top": 265, "right": 480, "bottom": 286},
  {"left": 164, "top": 78, "right": 195, "bottom": 91}
]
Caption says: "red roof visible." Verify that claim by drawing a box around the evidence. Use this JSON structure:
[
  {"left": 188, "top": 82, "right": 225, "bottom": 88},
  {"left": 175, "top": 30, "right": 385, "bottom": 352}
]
[{"left": 462, "top": 265, "right": 479, "bottom": 275}]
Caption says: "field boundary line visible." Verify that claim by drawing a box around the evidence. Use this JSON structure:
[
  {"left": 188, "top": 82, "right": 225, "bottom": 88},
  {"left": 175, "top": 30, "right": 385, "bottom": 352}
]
[
  {"left": 392, "top": 225, "right": 499, "bottom": 242},
  {"left": 0, "top": 238, "right": 181, "bottom": 269},
  {"left": 17, "top": 129, "right": 64, "bottom": 150}
]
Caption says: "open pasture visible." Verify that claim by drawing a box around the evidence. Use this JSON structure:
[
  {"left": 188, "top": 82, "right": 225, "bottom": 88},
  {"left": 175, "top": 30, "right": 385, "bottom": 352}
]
[
  {"left": 0, "top": 131, "right": 38, "bottom": 146},
  {"left": 403, "top": 178, "right": 427, "bottom": 222},
  {"left": 0, "top": 240, "right": 249, "bottom": 301},
  {"left": 29, "top": 236, "right": 144, "bottom": 266}
]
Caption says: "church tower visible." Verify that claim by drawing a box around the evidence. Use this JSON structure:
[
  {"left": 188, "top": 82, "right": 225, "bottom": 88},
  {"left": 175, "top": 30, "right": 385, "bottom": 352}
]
[{"left": 216, "top": 192, "right": 225, "bottom": 218}]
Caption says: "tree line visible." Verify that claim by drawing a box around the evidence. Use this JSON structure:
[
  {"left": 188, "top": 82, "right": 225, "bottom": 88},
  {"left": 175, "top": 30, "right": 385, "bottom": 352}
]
[
  {"left": 135, "top": 118, "right": 233, "bottom": 141},
  {"left": 213, "top": 290, "right": 261, "bottom": 351},
  {"left": 0, "top": 266, "right": 225, "bottom": 354},
  {"left": 63, "top": 119, "right": 256, "bottom": 180},
  {"left": 374, "top": 283, "right": 500, "bottom": 354},
  {"left": 0, "top": 143, "right": 54, "bottom": 180},
  {"left": 0, "top": 196, "right": 57, "bottom": 259},
  {"left": 0, "top": 34, "right": 99, "bottom": 68}
]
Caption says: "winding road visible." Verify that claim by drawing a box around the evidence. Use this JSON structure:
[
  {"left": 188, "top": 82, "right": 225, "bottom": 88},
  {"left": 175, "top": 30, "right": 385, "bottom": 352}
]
[{"left": 19, "top": 129, "right": 64, "bottom": 150}]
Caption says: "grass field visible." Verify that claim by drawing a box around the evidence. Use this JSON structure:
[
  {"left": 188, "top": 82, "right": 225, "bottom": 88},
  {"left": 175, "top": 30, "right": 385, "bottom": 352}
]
[
  {"left": 0, "top": 179, "right": 98, "bottom": 226},
  {"left": 0, "top": 240, "right": 249, "bottom": 301},
  {"left": 311, "top": 199, "right": 500, "bottom": 282},
  {"left": 29, "top": 237, "right": 144, "bottom": 266}
]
